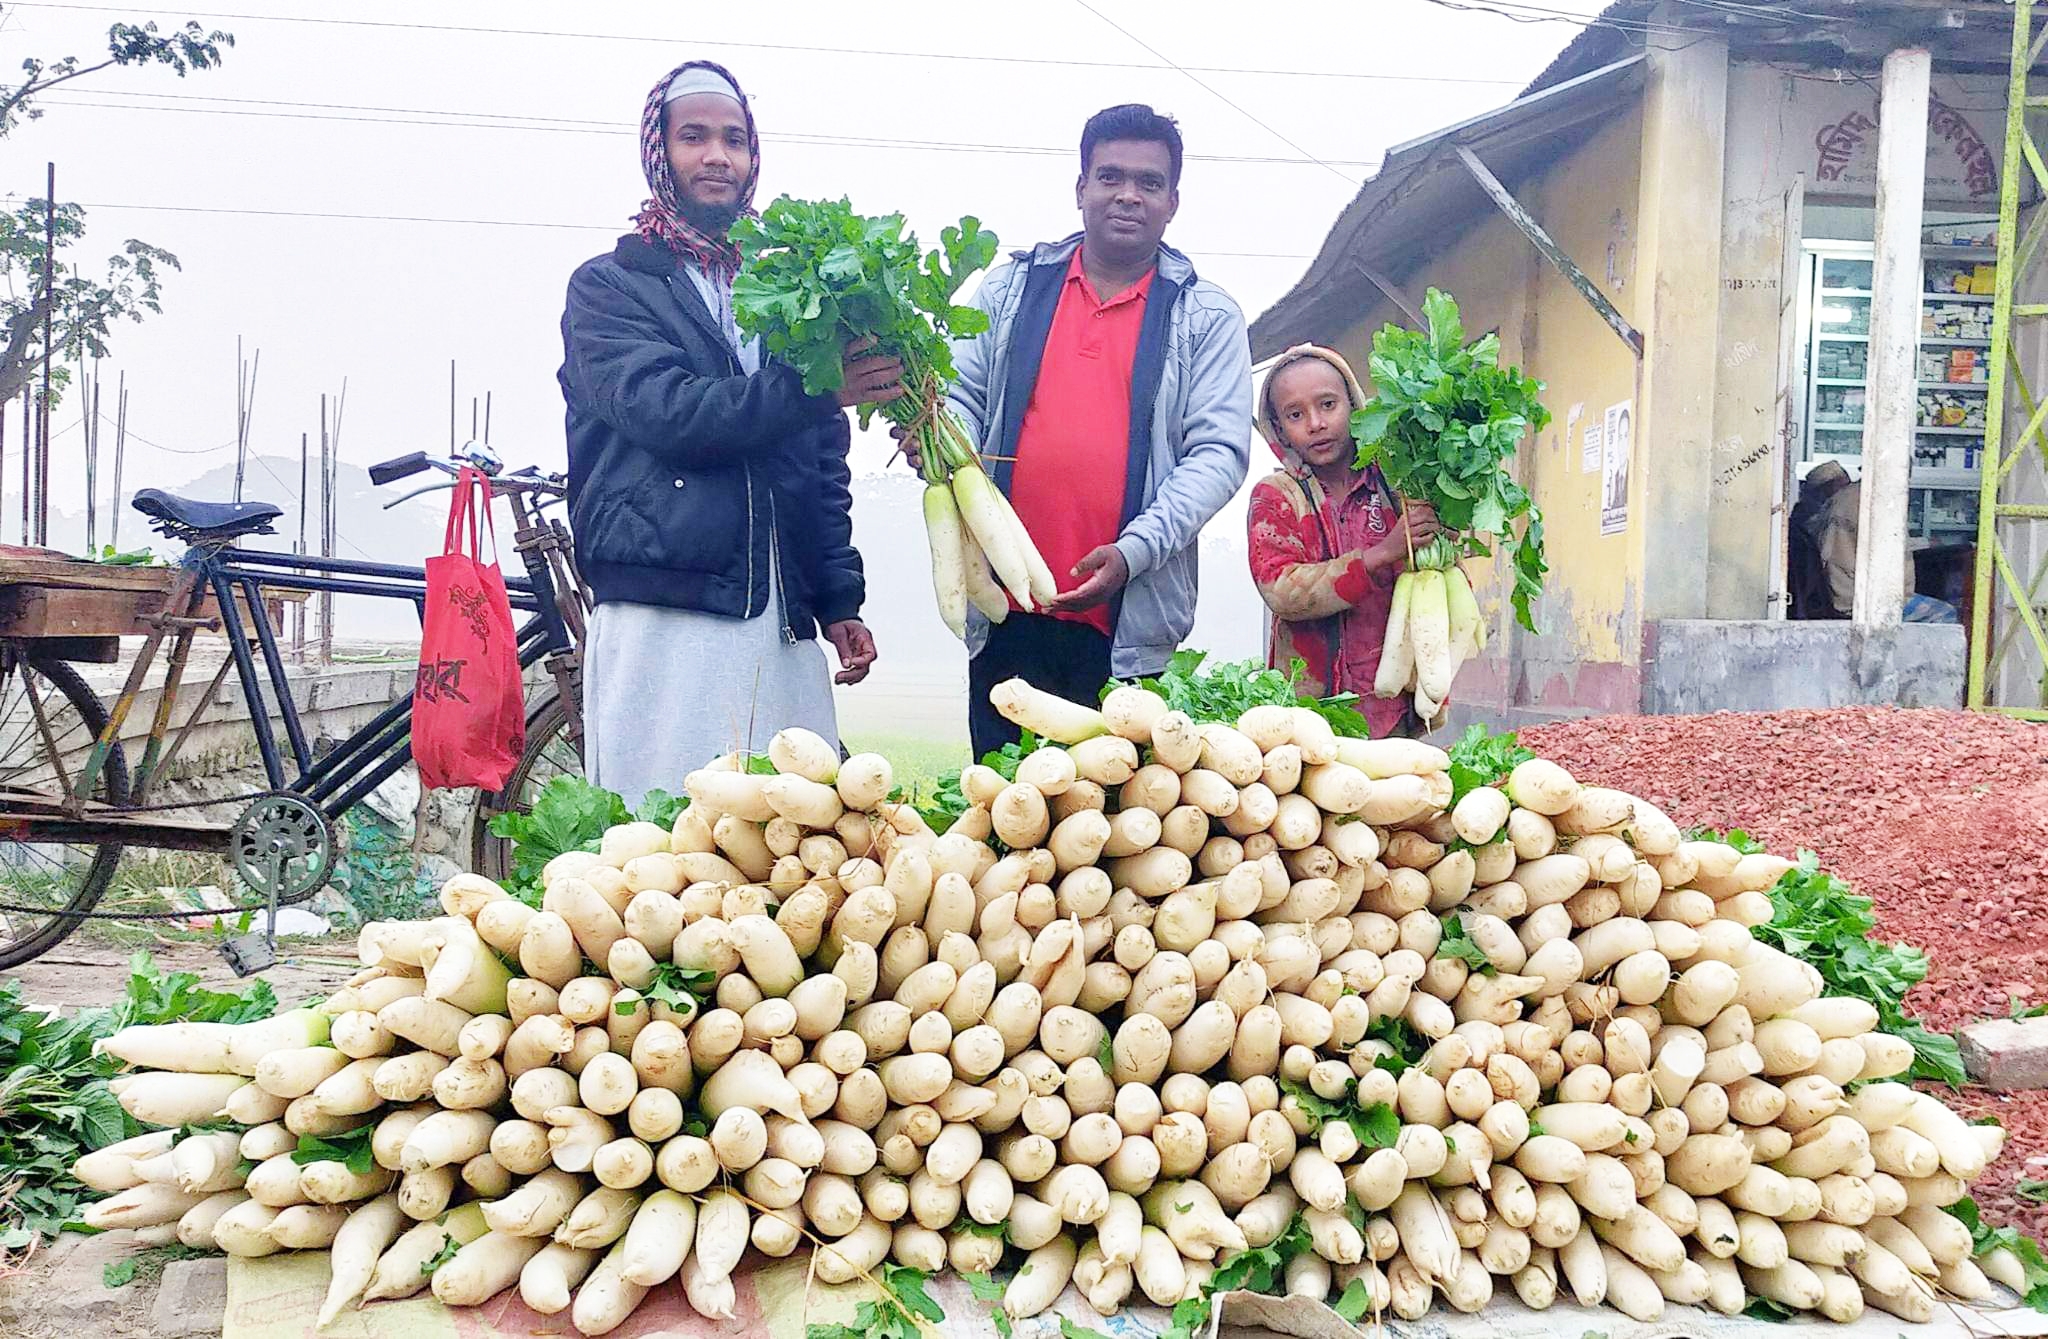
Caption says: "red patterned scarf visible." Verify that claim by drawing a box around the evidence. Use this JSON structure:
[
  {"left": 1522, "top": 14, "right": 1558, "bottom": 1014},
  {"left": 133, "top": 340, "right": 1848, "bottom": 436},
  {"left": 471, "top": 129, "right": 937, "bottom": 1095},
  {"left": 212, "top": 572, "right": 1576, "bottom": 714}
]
[{"left": 632, "top": 59, "right": 758, "bottom": 280}]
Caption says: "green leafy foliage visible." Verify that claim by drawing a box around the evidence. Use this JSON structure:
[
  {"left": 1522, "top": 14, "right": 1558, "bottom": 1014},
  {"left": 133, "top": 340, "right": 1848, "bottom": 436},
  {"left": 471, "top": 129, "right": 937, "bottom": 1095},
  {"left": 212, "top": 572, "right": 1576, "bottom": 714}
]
[
  {"left": 1280, "top": 1077, "right": 1399, "bottom": 1150},
  {"left": 3, "top": 20, "right": 233, "bottom": 138},
  {"left": 291, "top": 1126, "right": 376, "bottom": 1176},
  {"left": 1109, "top": 650, "right": 1370, "bottom": 738},
  {"left": 103, "top": 1243, "right": 207, "bottom": 1289},
  {"left": 1436, "top": 914, "right": 1495, "bottom": 975},
  {"left": 1351, "top": 289, "right": 1550, "bottom": 629},
  {"left": 1166, "top": 1213, "right": 1315, "bottom": 1339},
  {"left": 805, "top": 1262, "right": 945, "bottom": 1339},
  {"left": 951, "top": 1215, "right": 1008, "bottom": 1242},
  {"left": 961, "top": 1265, "right": 1014, "bottom": 1335},
  {"left": 487, "top": 774, "right": 633, "bottom": 905},
  {"left": 959, "top": 1270, "right": 1005, "bottom": 1302},
  {"left": 1750, "top": 852, "right": 1964, "bottom": 1086},
  {"left": 634, "top": 788, "right": 687, "bottom": 829},
  {"left": 733, "top": 197, "right": 995, "bottom": 430},
  {"left": 914, "top": 732, "right": 1040, "bottom": 836},
  {"left": 0, "top": 957, "right": 274, "bottom": 1240},
  {"left": 634, "top": 963, "right": 717, "bottom": 1018},
  {"left": 1363, "top": 1015, "right": 1426, "bottom": 1075},
  {"left": 1057, "top": 1318, "right": 1112, "bottom": 1339},
  {"left": 2011, "top": 998, "right": 2048, "bottom": 1021},
  {"left": 420, "top": 1234, "right": 462, "bottom": 1276},
  {"left": 1445, "top": 724, "right": 1533, "bottom": 804},
  {"left": 1097, "top": 1031, "right": 1116, "bottom": 1074},
  {"left": 1945, "top": 1196, "right": 2048, "bottom": 1311},
  {"left": 1741, "top": 1296, "right": 1796, "bottom": 1322},
  {"left": 2017, "top": 1179, "right": 2048, "bottom": 1204},
  {"left": 328, "top": 809, "right": 438, "bottom": 926},
  {"left": 89, "top": 543, "right": 159, "bottom": 566},
  {"left": 1686, "top": 825, "right": 1765, "bottom": 855},
  {"left": 1333, "top": 1276, "right": 1375, "bottom": 1322},
  {"left": 123, "top": 950, "right": 278, "bottom": 1026}
]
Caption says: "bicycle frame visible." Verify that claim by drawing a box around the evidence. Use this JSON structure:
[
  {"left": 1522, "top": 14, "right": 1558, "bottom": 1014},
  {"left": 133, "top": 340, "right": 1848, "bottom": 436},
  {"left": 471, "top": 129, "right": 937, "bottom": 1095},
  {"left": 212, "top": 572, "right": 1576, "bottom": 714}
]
[{"left": 66, "top": 536, "right": 575, "bottom": 826}]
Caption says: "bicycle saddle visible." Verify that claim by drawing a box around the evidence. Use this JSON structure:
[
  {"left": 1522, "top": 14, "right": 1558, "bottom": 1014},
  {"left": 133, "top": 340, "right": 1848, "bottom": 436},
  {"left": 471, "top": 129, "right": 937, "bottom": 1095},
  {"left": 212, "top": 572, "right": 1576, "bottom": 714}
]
[{"left": 132, "top": 489, "right": 283, "bottom": 540}]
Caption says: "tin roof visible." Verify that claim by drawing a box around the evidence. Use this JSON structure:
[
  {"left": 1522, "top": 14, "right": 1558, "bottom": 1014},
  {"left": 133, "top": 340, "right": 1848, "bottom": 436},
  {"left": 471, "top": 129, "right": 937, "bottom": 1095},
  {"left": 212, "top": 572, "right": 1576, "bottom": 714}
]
[{"left": 1247, "top": 54, "right": 1647, "bottom": 361}]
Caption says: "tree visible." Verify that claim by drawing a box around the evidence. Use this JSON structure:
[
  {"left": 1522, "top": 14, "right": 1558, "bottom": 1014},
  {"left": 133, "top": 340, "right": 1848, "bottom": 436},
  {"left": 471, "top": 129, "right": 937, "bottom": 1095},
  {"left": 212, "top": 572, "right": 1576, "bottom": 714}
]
[
  {"left": 0, "top": 12, "right": 232, "bottom": 407},
  {"left": 1, "top": 14, "right": 233, "bottom": 135}
]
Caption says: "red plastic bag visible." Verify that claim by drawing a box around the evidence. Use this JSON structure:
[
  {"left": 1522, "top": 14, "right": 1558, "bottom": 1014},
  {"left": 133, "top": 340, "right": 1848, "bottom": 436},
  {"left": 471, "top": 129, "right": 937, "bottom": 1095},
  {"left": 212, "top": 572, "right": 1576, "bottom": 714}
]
[{"left": 413, "top": 468, "right": 524, "bottom": 791}]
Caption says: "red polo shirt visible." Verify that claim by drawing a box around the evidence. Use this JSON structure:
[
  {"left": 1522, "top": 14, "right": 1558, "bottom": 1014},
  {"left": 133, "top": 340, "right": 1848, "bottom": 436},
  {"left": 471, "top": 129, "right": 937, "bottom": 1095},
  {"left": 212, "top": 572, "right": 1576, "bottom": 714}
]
[{"left": 1006, "top": 249, "right": 1154, "bottom": 635}]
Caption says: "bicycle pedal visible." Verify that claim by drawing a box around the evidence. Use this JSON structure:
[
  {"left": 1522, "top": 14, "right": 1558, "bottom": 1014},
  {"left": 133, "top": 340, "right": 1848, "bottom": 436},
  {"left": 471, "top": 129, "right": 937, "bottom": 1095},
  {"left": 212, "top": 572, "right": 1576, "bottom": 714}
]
[{"left": 218, "top": 932, "right": 275, "bottom": 977}]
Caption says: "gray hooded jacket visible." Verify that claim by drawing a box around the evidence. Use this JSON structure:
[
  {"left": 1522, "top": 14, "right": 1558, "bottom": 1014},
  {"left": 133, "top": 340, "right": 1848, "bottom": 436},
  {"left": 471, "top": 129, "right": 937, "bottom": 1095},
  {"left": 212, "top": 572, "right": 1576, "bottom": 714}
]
[{"left": 944, "top": 233, "right": 1253, "bottom": 678}]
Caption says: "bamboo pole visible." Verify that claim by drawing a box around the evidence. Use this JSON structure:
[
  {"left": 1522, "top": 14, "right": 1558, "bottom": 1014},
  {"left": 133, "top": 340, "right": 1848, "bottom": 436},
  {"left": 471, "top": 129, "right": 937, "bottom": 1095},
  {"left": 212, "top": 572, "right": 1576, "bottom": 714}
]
[
  {"left": 295, "top": 428, "right": 308, "bottom": 662},
  {"left": 36, "top": 162, "right": 54, "bottom": 547},
  {"left": 319, "top": 394, "right": 334, "bottom": 664},
  {"left": 19, "top": 389, "right": 30, "bottom": 546},
  {"left": 109, "top": 374, "right": 126, "bottom": 550},
  {"left": 83, "top": 363, "right": 97, "bottom": 554}
]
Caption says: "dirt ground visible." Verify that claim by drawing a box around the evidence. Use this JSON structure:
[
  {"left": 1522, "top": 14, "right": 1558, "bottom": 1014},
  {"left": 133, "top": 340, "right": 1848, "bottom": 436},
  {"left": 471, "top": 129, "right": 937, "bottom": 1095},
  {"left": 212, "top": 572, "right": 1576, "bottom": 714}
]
[
  {"left": 1526, "top": 705, "right": 2048, "bottom": 1240},
  {"left": 0, "top": 943, "right": 351, "bottom": 1338},
  {"left": 4, "top": 936, "right": 360, "bottom": 1010}
]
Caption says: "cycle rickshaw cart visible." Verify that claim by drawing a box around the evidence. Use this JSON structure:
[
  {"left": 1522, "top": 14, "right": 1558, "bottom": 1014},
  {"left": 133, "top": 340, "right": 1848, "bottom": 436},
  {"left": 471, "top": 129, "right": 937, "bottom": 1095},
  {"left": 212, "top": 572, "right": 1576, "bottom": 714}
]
[{"left": 0, "top": 446, "right": 588, "bottom": 972}]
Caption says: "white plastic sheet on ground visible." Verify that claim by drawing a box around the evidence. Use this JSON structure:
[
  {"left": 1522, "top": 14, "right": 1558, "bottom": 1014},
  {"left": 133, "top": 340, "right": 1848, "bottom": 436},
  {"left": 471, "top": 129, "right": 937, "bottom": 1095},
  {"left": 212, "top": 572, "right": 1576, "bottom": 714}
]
[{"left": 220, "top": 1252, "right": 2048, "bottom": 1339}]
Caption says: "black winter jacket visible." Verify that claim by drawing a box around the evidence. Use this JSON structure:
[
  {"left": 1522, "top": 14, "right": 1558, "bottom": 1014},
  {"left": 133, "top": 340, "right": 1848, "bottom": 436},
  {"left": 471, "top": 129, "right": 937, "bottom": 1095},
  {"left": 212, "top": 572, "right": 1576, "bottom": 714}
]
[{"left": 557, "top": 235, "right": 864, "bottom": 639}]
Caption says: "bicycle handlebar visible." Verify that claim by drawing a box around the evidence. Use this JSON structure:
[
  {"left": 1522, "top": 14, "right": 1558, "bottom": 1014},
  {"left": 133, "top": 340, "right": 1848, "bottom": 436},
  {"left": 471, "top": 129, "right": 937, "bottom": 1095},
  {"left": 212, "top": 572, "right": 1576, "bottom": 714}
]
[
  {"left": 369, "top": 443, "right": 566, "bottom": 503},
  {"left": 368, "top": 452, "right": 431, "bottom": 486}
]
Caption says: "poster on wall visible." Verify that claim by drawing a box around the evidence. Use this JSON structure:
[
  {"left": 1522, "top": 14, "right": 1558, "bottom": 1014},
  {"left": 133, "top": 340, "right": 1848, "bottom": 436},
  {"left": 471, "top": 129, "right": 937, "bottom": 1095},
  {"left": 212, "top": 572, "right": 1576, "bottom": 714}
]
[
  {"left": 1601, "top": 401, "right": 1632, "bottom": 536},
  {"left": 1582, "top": 423, "right": 1602, "bottom": 474}
]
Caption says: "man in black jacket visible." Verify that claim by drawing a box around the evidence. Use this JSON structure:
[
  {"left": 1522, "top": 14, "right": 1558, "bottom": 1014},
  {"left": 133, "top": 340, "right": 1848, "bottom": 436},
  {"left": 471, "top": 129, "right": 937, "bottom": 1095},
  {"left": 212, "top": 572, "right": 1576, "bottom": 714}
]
[{"left": 557, "top": 60, "right": 902, "bottom": 804}]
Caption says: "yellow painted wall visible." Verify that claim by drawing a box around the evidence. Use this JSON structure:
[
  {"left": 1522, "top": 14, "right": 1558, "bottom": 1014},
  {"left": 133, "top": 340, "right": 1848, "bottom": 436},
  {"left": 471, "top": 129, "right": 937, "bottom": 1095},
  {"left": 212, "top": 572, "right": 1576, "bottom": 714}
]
[{"left": 1316, "top": 107, "right": 1647, "bottom": 710}]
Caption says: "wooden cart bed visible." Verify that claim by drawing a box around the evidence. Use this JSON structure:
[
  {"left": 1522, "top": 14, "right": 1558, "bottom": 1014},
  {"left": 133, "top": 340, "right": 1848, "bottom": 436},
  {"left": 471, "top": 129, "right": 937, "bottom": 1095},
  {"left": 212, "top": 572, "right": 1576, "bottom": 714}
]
[{"left": 0, "top": 551, "right": 307, "bottom": 660}]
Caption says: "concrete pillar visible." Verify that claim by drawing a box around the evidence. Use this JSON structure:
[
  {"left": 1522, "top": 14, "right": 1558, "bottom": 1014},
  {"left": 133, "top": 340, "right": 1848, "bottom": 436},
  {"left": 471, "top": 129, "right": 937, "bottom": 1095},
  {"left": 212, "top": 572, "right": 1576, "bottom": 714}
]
[
  {"left": 1854, "top": 48, "right": 1930, "bottom": 629},
  {"left": 1636, "top": 24, "right": 1730, "bottom": 623}
]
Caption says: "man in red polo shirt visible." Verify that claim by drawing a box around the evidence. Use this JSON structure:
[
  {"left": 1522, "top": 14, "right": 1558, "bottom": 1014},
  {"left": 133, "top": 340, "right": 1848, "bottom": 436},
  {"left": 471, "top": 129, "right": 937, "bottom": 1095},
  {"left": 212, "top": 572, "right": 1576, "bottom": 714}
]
[{"left": 931, "top": 105, "right": 1254, "bottom": 756}]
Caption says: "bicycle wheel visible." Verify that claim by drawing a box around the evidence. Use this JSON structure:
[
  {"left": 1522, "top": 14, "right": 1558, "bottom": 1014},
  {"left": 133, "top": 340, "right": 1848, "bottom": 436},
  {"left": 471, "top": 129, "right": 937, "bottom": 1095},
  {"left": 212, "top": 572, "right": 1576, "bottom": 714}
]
[
  {"left": 471, "top": 690, "right": 583, "bottom": 883},
  {"left": 0, "top": 654, "right": 130, "bottom": 969}
]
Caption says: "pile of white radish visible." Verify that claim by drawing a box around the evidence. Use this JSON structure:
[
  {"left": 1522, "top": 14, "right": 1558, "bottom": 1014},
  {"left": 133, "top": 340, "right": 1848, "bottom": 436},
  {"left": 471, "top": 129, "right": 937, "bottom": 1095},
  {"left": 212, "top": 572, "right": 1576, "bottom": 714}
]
[{"left": 72, "top": 679, "right": 2031, "bottom": 1336}]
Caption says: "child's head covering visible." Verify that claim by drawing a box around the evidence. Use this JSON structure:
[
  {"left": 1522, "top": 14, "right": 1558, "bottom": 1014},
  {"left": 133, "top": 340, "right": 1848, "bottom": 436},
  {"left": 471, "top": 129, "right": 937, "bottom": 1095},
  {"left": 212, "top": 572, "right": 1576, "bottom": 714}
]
[
  {"left": 1256, "top": 343, "right": 1370, "bottom": 466},
  {"left": 632, "top": 58, "right": 759, "bottom": 280}
]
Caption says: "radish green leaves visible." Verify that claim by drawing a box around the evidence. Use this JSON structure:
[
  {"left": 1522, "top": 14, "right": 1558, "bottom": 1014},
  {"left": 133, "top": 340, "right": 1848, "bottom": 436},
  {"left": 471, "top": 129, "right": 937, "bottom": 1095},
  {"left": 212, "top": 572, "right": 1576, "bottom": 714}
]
[{"left": 1351, "top": 289, "right": 1550, "bottom": 631}]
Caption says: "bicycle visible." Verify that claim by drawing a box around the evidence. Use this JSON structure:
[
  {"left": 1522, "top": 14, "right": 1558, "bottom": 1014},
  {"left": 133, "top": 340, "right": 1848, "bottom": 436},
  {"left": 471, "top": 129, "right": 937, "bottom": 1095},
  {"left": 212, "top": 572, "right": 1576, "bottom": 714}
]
[{"left": 0, "top": 444, "right": 588, "bottom": 971}]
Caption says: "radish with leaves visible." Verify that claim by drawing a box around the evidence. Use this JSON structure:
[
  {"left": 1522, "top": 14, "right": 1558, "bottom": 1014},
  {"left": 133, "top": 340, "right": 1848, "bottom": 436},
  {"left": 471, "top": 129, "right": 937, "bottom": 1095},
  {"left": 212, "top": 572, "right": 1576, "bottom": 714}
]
[
  {"left": 732, "top": 198, "right": 1046, "bottom": 636},
  {"left": 1352, "top": 289, "right": 1549, "bottom": 714}
]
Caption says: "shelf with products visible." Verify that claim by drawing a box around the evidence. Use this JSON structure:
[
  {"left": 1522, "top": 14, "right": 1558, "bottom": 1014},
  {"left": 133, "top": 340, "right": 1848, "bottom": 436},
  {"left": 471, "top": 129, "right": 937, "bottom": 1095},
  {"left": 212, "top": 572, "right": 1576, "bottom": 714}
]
[
  {"left": 1912, "top": 465, "right": 1982, "bottom": 491},
  {"left": 1909, "top": 486, "right": 1981, "bottom": 542},
  {"left": 1800, "top": 240, "right": 1999, "bottom": 491}
]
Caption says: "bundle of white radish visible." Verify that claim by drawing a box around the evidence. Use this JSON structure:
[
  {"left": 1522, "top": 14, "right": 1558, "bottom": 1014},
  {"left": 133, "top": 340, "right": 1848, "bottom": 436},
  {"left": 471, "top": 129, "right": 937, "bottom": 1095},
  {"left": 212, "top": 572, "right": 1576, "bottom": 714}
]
[
  {"left": 74, "top": 691, "right": 2031, "bottom": 1337},
  {"left": 723, "top": 195, "right": 1049, "bottom": 643},
  {"left": 1351, "top": 289, "right": 1550, "bottom": 724}
]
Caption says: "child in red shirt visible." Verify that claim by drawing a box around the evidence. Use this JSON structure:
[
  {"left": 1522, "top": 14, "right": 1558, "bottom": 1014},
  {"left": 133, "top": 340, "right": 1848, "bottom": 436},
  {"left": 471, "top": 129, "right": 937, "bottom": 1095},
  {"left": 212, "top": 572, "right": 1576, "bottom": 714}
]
[{"left": 1247, "top": 344, "right": 1445, "bottom": 738}]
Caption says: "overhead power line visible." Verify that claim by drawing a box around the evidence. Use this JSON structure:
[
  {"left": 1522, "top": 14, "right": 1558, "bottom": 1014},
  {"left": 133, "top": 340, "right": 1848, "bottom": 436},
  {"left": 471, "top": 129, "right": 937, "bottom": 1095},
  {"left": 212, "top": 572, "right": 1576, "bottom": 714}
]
[
  {"left": 35, "top": 89, "right": 1386, "bottom": 170},
  {"left": 33, "top": 197, "right": 1318, "bottom": 262},
  {"left": 1069, "top": 0, "right": 1358, "bottom": 186},
  {"left": 8, "top": 2, "right": 1524, "bottom": 85}
]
